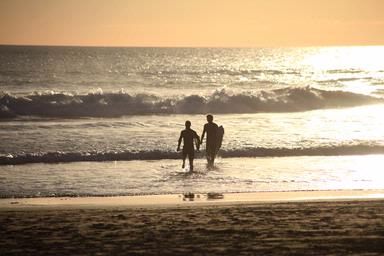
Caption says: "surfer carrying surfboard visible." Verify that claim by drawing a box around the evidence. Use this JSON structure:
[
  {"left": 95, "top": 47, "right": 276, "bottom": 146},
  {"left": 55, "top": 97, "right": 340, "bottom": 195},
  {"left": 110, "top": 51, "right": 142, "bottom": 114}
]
[
  {"left": 201, "top": 114, "right": 221, "bottom": 167},
  {"left": 177, "top": 120, "right": 200, "bottom": 171}
]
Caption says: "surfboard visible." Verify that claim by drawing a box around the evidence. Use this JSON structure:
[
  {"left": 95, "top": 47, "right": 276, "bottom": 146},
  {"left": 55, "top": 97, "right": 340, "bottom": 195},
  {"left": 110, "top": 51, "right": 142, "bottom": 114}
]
[{"left": 216, "top": 125, "right": 224, "bottom": 154}]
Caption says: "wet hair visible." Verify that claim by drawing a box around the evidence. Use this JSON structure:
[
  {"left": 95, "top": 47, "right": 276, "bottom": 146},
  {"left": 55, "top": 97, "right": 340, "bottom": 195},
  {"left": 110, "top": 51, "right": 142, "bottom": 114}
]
[
  {"left": 185, "top": 120, "right": 191, "bottom": 128},
  {"left": 206, "top": 114, "right": 213, "bottom": 122}
]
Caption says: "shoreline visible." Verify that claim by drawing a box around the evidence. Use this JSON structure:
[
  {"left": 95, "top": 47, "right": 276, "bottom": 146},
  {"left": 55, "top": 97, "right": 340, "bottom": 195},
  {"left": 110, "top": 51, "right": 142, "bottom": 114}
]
[{"left": 2, "top": 189, "right": 384, "bottom": 210}]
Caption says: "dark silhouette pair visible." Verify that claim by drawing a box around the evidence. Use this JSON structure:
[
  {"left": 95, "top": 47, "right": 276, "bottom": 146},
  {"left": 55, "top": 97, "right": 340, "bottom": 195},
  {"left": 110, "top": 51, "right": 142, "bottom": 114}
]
[{"left": 177, "top": 115, "right": 219, "bottom": 171}]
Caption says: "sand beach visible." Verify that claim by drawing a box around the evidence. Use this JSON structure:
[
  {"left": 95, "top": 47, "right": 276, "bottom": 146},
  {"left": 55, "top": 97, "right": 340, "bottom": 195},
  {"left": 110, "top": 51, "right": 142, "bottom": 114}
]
[{"left": 1, "top": 191, "right": 384, "bottom": 255}]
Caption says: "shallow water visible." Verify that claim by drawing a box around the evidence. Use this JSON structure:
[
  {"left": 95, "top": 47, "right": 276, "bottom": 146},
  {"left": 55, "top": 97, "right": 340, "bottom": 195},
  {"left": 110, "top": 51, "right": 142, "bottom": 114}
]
[{"left": 1, "top": 155, "right": 384, "bottom": 198}]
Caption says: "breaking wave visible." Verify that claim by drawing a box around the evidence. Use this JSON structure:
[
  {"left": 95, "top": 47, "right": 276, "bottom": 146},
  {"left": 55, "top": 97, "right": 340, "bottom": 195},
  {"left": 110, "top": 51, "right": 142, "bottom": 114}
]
[
  {"left": 1, "top": 86, "right": 382, "bottom": 118},
  {"left": 2, "top": 144, "right": 384, "bottom": 165}
]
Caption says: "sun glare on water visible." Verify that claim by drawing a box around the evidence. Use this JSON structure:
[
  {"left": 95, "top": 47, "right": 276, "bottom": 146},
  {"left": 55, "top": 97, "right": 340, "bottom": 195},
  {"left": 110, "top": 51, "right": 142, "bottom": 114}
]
[
  {"left": 343, "top": 155, "right": 384, "bottom": 189},
  {"left": 299, "top": 46, "right": 384, "bottom": 96},
  {"left": 303, "top": 46, "right": 384, "bottom": 71}
]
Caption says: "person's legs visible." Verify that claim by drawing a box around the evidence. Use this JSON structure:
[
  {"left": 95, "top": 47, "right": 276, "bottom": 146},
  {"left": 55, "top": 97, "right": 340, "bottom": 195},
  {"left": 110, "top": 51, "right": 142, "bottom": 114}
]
[
  {"left": 210, "top": 148, "right": 215, "bottom": 165},
  {"left": 188, "top": 150, "right": 195, "bottom": 171},
  {"left": 205, "top": 148, "right": 212, "bottom": 166},
  {"left": 182, "top": 151, "right": 187, "bottom": 168},
  {"left": 206, "top": 143, "right": 216, "bottom": 167}
]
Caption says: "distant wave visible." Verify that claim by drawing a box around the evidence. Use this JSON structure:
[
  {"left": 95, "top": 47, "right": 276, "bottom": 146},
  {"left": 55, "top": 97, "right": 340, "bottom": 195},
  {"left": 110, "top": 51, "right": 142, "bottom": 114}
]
[
  {"left": 140, "top": 68, "right": 299, "bottom": 77},
  {"left": 1, "top": 86, "right": 383, "bottom": 118},
  {"left": 318, "top": 77, "right": 374, "bottom": 84},
  {"left": 326, "top": 69, "right": 364, "bottom": 74},
  {"left": 2, "top": 144, "right": 384, "bottom": 165}
]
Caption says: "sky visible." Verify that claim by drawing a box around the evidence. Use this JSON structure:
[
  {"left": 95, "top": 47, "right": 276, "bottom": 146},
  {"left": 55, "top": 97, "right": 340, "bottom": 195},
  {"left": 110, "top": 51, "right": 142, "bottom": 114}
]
[{"left": 0, "top": 0, "right": 383, "bottom": 47}]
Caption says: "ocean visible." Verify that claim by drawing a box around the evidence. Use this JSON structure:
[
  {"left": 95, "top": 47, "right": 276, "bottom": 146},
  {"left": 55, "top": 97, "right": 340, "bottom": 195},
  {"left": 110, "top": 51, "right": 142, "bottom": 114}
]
[{"left": 1, "top": 45, "right": 384, "bottom": 198}]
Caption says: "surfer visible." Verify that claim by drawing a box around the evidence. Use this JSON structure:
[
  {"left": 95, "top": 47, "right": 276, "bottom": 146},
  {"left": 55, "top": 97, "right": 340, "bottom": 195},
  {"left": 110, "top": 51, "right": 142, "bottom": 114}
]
[
  {"left": 177, "top": 120, "right": 200, "bottom": 171},
  {"left": 201, "top": 114, "right": 219, "bottom": 167}
]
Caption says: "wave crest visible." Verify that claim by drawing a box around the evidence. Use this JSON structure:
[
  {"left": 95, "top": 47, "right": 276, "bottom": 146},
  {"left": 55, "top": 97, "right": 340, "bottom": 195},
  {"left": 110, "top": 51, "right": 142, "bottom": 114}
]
[
  {"left": 2, "top": 144, "right": 384, "bottom": 165},
  {"left": 1, "top": 87, "right": 382, "bottom": 118}
]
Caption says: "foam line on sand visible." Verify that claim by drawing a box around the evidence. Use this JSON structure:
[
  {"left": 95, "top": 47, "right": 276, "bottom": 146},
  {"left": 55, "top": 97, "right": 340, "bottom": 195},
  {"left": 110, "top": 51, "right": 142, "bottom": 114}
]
[{"left": 1, "top": 189, "right": 384, "bottom": 210}]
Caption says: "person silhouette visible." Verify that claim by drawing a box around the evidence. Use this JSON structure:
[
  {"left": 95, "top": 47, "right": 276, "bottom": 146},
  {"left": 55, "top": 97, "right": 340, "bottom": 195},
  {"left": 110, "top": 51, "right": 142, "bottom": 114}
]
[
  {"left": 200, "top": 114, "right": 219, "bottom": 167},
  {"left": 177, "top": 120, "right": 200, "bottom": 171}
]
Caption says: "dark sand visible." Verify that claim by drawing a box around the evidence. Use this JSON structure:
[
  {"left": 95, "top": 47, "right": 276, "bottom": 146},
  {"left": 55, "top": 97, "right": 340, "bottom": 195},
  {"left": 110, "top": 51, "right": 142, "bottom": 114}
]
[{"left": 1, "top": 199, "right": 384, "bottom": 255}]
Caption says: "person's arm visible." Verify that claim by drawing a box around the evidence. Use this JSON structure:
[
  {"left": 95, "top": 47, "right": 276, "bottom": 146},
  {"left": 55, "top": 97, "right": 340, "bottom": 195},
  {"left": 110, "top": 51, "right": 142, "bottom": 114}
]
[
  {"left": 200, "top": 125, "right": 206, "bottom": 145},
  {"left": 177, "top": 132, "right": 183, "bottom": 151}
]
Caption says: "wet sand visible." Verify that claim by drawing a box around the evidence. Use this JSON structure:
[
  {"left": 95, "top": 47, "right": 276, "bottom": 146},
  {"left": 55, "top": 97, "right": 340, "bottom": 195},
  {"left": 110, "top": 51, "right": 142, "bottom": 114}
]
[
  {"left": 2, "top": 189, "right": 384, "bottom": 209},
  {"left": 1, "top": 191, "right": 384, "bottom": 255}
]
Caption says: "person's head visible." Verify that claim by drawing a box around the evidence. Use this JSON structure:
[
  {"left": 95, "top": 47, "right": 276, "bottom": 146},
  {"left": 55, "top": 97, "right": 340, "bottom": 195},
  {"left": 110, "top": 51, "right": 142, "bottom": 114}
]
[
  {"left": 206, "top": 114, "right": 213, "bottom": 123},
  {"left": 185, "top": 120, "right": 191, "bottom": 129}
]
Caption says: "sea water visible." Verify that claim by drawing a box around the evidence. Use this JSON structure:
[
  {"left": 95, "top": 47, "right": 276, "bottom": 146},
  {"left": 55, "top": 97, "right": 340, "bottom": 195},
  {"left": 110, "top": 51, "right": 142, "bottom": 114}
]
[{"left": 1, "top": 46, "right": 384, "bottom": 197}]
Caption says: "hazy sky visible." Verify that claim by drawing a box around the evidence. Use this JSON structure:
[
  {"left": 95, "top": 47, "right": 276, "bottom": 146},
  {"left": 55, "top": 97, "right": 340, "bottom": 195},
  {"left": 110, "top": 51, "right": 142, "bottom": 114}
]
[{"left": 1, "top": 0, "right": 383, "bottom": 47}]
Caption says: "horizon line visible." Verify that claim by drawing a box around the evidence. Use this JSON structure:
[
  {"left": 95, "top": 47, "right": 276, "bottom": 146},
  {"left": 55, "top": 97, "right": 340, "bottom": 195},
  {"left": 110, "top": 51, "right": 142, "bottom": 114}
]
[{"left": 1, "top": 43, "right": 384, "bottom": 49}]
